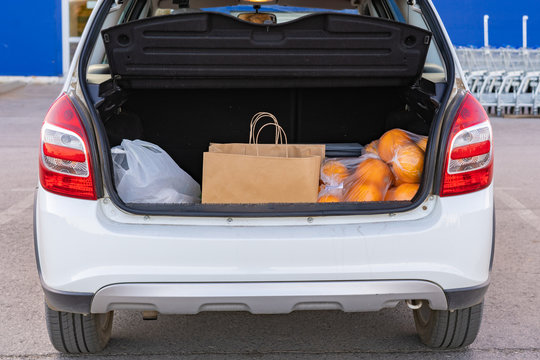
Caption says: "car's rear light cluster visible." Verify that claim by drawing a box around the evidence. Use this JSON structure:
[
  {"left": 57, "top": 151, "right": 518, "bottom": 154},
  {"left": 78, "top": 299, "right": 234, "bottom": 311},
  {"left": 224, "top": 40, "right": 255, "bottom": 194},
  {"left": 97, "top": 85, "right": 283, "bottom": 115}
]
[
  {"left": 39, "top": 94, "right": 96, "bottom": 200},
  {"left": 440, "top": 93, "right": 493, "bottom": 197}
]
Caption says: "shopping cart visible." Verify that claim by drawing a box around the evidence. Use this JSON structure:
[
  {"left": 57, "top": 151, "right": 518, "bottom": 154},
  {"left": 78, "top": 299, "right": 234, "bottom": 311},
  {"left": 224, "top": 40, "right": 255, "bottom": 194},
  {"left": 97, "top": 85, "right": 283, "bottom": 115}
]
[
  {"left": 478, "top": 71, "right": 505, "bottom": 114},
  {"left": 497, "top": 71, "right": 524, "bottom": 116},
  {"left": 515, "top": 72, "right": 540, "bottom": 115}
]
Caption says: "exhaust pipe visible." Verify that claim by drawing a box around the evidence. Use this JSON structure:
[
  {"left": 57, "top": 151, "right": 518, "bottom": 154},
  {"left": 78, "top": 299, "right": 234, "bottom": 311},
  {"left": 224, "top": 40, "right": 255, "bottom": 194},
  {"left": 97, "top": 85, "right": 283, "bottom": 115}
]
[
  {"left": 406, "top": 300, "right": 423, "bottom": 310},
  {"left": 142, "top": 311, "right": 159, "bottom": 320}
]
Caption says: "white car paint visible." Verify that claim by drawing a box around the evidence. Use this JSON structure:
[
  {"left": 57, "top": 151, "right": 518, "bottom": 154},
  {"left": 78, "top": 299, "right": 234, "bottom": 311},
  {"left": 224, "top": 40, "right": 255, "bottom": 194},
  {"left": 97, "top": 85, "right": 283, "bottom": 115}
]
[{"left": 36, "top": 184, "right": 493, "bottom": 295}]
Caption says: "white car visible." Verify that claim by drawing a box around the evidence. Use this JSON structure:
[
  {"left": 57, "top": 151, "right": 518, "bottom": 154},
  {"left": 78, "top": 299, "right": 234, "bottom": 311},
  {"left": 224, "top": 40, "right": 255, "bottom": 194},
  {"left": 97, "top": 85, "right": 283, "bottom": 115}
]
[{"left": 35, "top": 0, "right": 494, "bottom": 353}]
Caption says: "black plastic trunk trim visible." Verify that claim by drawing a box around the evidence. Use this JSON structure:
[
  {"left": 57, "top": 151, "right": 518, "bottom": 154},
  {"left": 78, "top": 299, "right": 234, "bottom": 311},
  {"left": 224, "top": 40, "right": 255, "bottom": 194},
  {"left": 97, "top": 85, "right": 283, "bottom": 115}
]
[
  {"left": 432, "top": 90, "right": 467, "bottom": 193},
  {"left": 70, "top": 96, "right": 104, "bottom": 199},
  {"left": 80, "top": 0, "right": 455, "bottom": 218},
  {"left": 79, "top": 0, "right": 118, "bottom": 207},
  {"left": 489, "top": 208, "right": 496, "bottom": 271},
  {"left": 413, "top": 0, "right": 456, "bottom": 199},
  {"left": 122, "top": 200, "right": 413, "bottom": 217}
]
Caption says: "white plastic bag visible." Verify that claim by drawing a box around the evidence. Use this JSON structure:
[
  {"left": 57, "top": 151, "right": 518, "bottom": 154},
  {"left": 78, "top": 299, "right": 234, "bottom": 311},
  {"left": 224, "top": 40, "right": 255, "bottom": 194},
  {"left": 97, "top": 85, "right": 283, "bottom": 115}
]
[{"left": 111, "top": 139, "right": 201, "bottom": 204}]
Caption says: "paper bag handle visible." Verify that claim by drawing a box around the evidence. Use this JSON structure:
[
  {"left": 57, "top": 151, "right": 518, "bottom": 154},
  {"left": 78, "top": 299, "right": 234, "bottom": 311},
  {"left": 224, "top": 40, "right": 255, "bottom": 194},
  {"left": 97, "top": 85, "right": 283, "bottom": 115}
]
[
  {"left": 249, "top": 112, "right": 283, "bottom": 145},
  {"left": 255, "top": 123, "right": 289, "bottom": 158}
]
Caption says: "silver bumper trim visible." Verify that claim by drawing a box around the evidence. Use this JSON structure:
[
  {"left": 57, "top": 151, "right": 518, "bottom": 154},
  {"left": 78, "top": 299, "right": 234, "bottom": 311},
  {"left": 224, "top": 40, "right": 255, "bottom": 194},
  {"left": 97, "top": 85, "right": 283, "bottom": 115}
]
[{"left": 91, "top": 280, "right": 448, "bottom": 314}]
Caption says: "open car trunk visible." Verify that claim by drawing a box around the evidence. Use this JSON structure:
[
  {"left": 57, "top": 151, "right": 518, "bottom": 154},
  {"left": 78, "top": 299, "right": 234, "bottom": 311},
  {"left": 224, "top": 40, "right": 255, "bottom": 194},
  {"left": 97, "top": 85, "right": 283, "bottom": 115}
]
[
  {"left": 101, "top": 85, "right": 437, "bottom": 184},
  {"left": 89, "top": 11, "right": 446, "bottom": 215}
]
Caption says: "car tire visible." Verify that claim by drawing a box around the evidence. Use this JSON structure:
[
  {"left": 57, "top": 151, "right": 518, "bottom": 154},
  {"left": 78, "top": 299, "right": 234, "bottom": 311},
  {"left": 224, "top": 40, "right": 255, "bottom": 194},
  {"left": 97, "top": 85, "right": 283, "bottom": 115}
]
[
  {"left": 45, "top": 301, "right": 114, "bottom": 353},
  {"left": 413, "top": 301, "right": 483, "bottom": 349}
]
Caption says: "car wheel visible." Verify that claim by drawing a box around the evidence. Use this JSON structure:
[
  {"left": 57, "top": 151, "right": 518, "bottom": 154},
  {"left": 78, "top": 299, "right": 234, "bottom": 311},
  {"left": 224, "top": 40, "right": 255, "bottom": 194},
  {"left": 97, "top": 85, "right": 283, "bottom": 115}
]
[
  {"left": 413, "top": 301, "right": 483, "bottom": 349},
  {"left": 45, "top": 301, "right": 113, "bottom": 353}
]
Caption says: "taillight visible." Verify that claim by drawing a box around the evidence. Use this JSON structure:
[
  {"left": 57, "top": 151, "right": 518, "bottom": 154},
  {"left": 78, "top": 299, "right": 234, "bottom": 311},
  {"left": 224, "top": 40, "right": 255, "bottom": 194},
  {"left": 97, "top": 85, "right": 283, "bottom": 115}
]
[
  {"left": 440, "top": 93, "right": 493, "bottom": 197},
  {"left": 39, "top": 94, "right": 96, "bottom": 200}
]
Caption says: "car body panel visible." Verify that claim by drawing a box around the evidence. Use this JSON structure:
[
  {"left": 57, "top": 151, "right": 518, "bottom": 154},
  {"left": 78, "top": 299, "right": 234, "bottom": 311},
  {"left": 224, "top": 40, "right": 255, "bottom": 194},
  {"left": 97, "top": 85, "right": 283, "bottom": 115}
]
[{"left": 36, "top": 184, "right": 493, "bottom": 294}]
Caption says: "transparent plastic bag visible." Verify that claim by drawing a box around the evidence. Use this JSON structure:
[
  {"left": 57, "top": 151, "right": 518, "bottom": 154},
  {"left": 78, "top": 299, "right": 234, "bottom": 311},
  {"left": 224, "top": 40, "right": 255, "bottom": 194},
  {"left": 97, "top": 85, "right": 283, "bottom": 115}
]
[
  {"left": 363, "top": 129, "right": 427, "bottom": 160},
  {"left": 389, "top": 141, "right": 425, "bottom": 184},
  {"left": 320, "top": 159, "right": 351, "bottom": 187},
  {"left": 318, "top": 154, "right": 394, "bottom": 202},
  {"left": 376, "top": 129, "right": 426, "bottom": 185},
  {"left": 342, "top": 155, "right": 394, "bottom": 202},
  {"left": 319, "top": 128, "right": 428, "bottom": 203},
  {"left": 362, "top": 128, "right": 426, "bottom": 200},
  {"left": 363, "top": 140, "right": 379, "bottom": 156},
  {"left": 111, "top": 139, "right": 201, "bottom": 204},
  {"left": 362, "top": 129, "right": 427, "bottom": 183},
  {"left": 317, "top": 184, "right": 344, "bottom": 203},
  {"left": 384, "top": 183, "right": 420, "bottom": 201}
]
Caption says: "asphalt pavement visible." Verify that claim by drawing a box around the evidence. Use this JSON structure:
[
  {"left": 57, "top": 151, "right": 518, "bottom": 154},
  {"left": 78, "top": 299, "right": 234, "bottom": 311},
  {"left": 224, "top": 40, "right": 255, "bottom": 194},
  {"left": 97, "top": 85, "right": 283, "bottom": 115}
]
[{"left": 0, "top": 84, "right": 538, "bottom": 359}]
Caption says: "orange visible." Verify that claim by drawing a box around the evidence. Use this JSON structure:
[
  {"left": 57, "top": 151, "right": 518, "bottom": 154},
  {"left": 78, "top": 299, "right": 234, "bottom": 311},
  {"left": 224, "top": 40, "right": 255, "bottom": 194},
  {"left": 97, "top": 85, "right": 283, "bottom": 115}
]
[
  {"left": 352, "top": 157, "right": 394, "bottom": 190},
  {"left": 393, "top": 177, "right": 406, "bottom": 187},
  {"left": 390, "top": 143, "right": 424, "bottom": 183},
  {"left": 364, "top": 140, "right": 379, "bottom": 156},
  {"left": 345, "top": 182, "right": 383, "bottom": 202},
  {"left": 318, "top": 194, "right": 341, "bottom": 203},
  {"left": 378, "top": 129, "right": 413, "bottom": 162},
  {"left": 416, "top": 137, "right": 428, "bottom": 152},
  {"left": 321, "top": 160, "right": 349, "bottom": 185},
  {"left": 384, "top": 183, "right": 420, "bottom": 201}
]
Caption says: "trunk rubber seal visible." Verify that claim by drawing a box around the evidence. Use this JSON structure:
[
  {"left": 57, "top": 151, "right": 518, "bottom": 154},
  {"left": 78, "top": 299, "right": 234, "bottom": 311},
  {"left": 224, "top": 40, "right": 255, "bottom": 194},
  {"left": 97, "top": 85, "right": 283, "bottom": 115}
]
[
  {"left": 78, "top": 0, "right": 456, "bottom": 218},
  {"left": 415, "top": 0, "right": 457, "bottom": 197},
  {"left": 432, "top": 90, "right": 467, "bottom": 193},
  {"left": 69, "top": 95, "right": 104, "bottom": 199}
]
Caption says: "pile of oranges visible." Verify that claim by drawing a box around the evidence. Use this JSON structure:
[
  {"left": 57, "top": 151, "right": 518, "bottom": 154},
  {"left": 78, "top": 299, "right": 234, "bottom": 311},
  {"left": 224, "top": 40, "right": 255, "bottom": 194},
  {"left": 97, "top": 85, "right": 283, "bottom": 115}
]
[{"left": 318, "top": 129, "right": 427, "bottom": 202}]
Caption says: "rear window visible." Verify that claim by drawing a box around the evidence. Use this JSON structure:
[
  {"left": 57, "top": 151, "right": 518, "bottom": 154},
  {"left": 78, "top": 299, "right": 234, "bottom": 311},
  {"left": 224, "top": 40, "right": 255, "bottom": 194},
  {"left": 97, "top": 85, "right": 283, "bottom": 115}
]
[{"left": 193, "top": 5, "right": 356, "bottom": 24}]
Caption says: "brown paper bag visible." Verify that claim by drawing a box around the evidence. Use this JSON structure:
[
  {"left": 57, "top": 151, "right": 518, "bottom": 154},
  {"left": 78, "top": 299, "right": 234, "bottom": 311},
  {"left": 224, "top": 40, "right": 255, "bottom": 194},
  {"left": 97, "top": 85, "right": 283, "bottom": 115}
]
[
  {"left": 208, "top": 143, "right": 325, "bottom": 160},
  {"left": 202, "top": 113, "right": 324, "bottom": 204}
]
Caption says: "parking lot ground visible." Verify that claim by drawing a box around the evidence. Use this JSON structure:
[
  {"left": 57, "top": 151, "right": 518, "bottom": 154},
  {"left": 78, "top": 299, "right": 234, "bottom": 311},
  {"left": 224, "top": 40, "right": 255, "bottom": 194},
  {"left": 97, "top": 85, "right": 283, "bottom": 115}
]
[{"left": 0, "top": 84, "right": 539, "bottom": 360}]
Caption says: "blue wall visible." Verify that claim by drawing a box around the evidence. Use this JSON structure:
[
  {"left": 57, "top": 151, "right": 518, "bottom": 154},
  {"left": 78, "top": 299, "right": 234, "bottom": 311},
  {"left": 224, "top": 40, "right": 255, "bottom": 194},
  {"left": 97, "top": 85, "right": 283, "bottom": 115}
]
[
  {"left": 0, "top": 0, "right": 63, "bottom": 76},
  {"left": 433, "top": 0, "right": 540, "bottom": 48},
  {"left": 0, "top": 1, "right": 538, "bottom": 76}
]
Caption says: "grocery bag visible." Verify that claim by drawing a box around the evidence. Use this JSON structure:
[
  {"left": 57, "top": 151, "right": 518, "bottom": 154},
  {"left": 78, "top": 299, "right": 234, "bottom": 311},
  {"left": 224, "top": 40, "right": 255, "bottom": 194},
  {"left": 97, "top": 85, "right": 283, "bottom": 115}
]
[
  {"left": 112, "top": 139, "right": 201, "bottom": 204},
  {"left": 202, "top": 112, "right": 324, "bottom": 204}
]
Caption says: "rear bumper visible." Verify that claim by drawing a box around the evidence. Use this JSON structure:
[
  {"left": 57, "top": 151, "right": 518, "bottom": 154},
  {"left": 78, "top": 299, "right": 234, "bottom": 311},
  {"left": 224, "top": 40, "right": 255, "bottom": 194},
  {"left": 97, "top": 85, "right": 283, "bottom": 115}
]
[
  {"left": 91, "top": 281, "right": 449, "bottom": 313},
  {"left": 43, "top": 279, "right": 489, "bottom": 315},
  {"left": 35, "top": 184, "right": 494, "bottom": 314}
]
